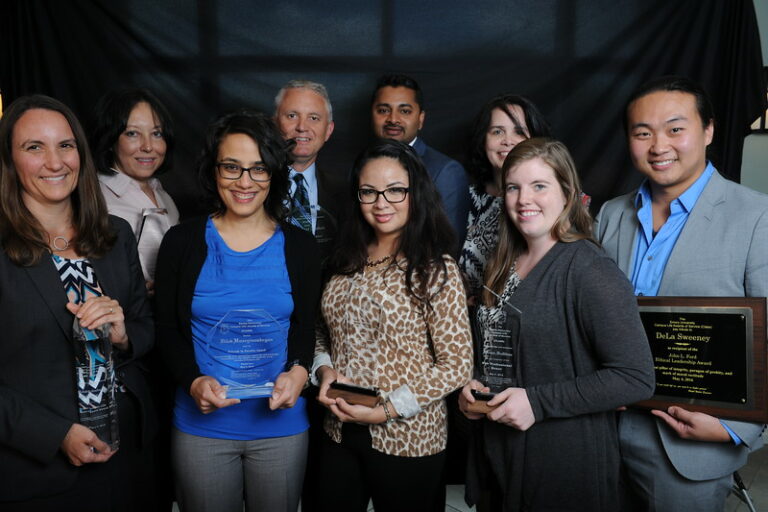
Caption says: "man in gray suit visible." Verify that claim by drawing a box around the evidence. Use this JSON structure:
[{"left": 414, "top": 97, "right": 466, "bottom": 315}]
[{"left": 595, "top": 76, "right": 768, "bottom": 511}]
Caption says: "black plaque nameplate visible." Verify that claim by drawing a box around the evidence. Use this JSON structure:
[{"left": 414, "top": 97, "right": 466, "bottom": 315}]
[{"left": 635, "top": 297, "right": 767, "bottom": 423}]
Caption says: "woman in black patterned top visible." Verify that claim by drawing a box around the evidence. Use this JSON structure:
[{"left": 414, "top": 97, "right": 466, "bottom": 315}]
[
  {"left": 459, "top": 94, "right": 551, "bottom": 302},
  {"left": 0, "top": 95, "right": 155, "bottom": 511}
]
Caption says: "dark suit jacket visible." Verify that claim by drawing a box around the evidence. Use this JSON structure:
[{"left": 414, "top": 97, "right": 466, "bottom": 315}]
[
  {"left": 413, "top": 137, "right": 470, "bottom": 249},
  {"left": 0, "top": 216, "right": 154, "bottom": 502},
  {"left": 154, "top": 217, "right": 322, "bottom": 394},
  {"left": 315, "top": 163, "right": 349, "bottom": 264}
]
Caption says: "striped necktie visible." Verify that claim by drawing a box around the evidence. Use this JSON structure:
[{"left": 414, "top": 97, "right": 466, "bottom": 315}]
[{"left": 291, "top": 173, "right": 312, "bottom": 233}]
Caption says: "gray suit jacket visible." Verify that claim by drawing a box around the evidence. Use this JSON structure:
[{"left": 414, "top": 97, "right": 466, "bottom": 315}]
[{"left": 595, "top": 170, "right": 768, "bottom": 480}]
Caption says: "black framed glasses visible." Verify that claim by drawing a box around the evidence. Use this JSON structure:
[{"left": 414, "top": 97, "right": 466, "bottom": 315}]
[
  {"left": 357, "top": 187, "right": 409, "bottom": 204},
  {"left": 216, "top": 162, "right": 271, "bottom": 182}
]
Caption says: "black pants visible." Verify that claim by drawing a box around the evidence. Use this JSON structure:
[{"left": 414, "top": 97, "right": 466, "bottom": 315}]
[{"left": 317, "top": 423, "right": 446, "bottom": 512}]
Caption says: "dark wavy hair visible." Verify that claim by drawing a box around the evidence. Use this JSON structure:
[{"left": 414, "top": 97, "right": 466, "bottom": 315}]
[
  {"left": 327, "top": 139, "right": 455, "bottom": 307},
  {"left": 466, "top": 93, "right": 551, "bottom": 190},
  {"left": 0, "top": 95, "right": 116, "bottom": 266},
  {"left": 92, "top": 88, "right": 175, "bottom": 176},
  {"left": 482, "top": 138, "right": 593, "bottom": 306},
  {"left": 197, "top": 110, "right": 293, "bottom": 220}
]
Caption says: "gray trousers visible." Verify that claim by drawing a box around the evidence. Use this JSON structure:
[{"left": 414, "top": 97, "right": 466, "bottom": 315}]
[
  {"left": 619, "top": 410, "right": 732, "bottom": 512},
  {"left": 172, "top": 428, "right": 308, "bottom": 512}
]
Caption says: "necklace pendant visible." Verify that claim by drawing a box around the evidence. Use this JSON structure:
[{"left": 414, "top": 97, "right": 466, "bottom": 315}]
[{"left": 52, "top": 236, "right": 70, "bottom": 252}]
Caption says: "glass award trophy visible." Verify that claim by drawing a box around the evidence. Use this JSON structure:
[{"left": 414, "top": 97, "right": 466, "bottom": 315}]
[
  {"left": 135, "top": 207, "right": 168, "bottom": 281},
  {"left": 197, "top": 309, "right": 287, "bottom": 399},
  {"left": 326, "top": 276, "right": 382, "bottom": 404},
  {"left": 73, "top": 317, "right": 119, "bottom": 451},
  {"left": 468, "top": 303, "right": 522, "bottom": 413},
  {"left": 313, "top": 205, "right": 338, "bottom": 255}
]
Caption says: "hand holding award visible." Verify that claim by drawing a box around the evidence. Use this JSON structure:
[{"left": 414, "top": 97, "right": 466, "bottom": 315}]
[
  {"left": 196, "top": 309, "right": 288, "bottom": 400},
  {"left": 464, "top": 303, "right": 522, "bottom": 415}
]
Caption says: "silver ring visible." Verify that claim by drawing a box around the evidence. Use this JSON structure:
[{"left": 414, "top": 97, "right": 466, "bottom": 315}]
[{"left": 109, "top": 307, "right": 114, "bottom": 314}]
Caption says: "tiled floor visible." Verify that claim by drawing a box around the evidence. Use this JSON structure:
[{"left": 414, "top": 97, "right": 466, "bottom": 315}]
[{"left": 445, "top": 485, "right": 474, "bottom": 512}]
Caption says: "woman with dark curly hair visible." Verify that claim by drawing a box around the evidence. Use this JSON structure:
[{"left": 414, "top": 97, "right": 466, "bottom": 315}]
[
  {"left": 155, "top": 110, "right": 321, "bottom": 512},
  {"left": 313, "top": 139, "right": 473, "bottom": 511}
]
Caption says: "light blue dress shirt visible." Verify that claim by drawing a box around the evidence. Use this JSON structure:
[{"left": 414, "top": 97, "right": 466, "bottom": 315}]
[
  {"left": 629, "top": 162, "right": 740, "bottom": 444},
  {"left": 630, "top": 163, "right": 714, "bottom": 297}
]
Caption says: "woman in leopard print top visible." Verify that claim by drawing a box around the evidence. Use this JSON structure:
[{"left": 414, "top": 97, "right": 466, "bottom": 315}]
[{"left": 312, "top": 140, "right": 473, "bottom": 511}]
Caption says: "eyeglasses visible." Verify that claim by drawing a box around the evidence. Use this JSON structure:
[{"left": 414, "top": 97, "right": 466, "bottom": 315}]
[
  {"left": 357, "top": 187, "right": 409, "bottom": 204},
  {"left": 216, "top": 162, "right": 271, "bottom": 182}
]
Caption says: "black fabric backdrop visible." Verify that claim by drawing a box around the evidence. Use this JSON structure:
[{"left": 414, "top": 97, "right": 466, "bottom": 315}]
[{"left": 1, "top": 0, "right": 765, "bottom": 216}]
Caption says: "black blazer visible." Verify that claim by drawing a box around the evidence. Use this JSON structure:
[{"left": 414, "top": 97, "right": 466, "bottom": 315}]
[
  {"left": 315, "top": 164, "right": 350, "bottom": 264},
  {"left": 0, "top": 216, "right": 155, "bottom": 502},
  {"left": 154, "top": 217, "right": 322, "bottom": 395}
]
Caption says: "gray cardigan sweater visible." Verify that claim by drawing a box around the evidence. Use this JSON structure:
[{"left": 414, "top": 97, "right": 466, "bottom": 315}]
[{"left": 468, "top": 239, "right": 655, "bottom": 511}]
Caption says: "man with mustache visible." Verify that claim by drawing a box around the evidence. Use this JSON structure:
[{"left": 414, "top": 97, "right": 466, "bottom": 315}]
[{"left": 370, "top": 74, "right": 470, "bottom": 247}]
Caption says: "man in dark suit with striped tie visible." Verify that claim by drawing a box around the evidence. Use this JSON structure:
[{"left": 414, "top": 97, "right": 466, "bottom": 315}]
[
  {"left": 275, "top": 79, "right": 349, "bottom": 511},
  {"left": 275, "top": 80, "right": 348, "bottom": 263}
]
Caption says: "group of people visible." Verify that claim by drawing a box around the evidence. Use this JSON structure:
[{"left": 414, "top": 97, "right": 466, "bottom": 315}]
[{"left": 0, "top": 71, "right": 765, "bottom": 512}]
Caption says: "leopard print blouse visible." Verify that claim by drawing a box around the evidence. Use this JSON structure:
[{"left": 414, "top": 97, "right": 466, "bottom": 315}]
[{"left": 315, "top": 256, "right": 473, "bottom": 457}]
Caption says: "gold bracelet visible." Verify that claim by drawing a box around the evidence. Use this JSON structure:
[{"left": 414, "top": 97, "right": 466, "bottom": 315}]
[{"left": 382, "top": 398, "right": 394, "bottom": 425}]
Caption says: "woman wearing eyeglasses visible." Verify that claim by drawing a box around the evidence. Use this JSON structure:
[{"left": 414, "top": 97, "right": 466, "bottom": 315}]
[
  {"left": 154, "top": 110, "right": 321, "bottom": 512},
  {"left": 313, "top": 140, "right": 473, "bottom": 511}
]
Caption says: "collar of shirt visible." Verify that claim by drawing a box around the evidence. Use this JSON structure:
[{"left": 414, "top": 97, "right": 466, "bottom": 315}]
[
  {"left": 408, "top": 136, "right": 418, "bottom": 147},
  {"left": 630, "top": 162, "right": 715, "bottom": 296},
  {"left": 101, "top": 169, "right": 161, "bottom": 197},
  {"left": 633, "top": 162, "right": 715, "bottom": 242}
]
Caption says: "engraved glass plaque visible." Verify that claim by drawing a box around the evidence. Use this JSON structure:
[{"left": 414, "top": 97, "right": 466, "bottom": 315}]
[
  {"left": 197, "top": 309, "right": 287, "bottom": 399},
  {"left": 473, "top": 303, "right": 522, "bottom": 393},
  {"left": 136, "top": 207, "right": 168, "bottom": 281},
  {"left": 336, "top": 275, "right": 383, "bottom": 392},
  {"left": 313, "top": 205, "right": 338, "bottom": 253},
  {"left": 73, "top": 318, "right": 119, "bottom": 451}
]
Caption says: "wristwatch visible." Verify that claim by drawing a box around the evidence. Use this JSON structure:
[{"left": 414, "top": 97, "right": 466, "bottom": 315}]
[{"left": 286, "top": 359, "right": 310, "bottom": 389}]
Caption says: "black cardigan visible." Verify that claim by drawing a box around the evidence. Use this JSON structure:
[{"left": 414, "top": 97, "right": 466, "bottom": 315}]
[{"left": 154, "top": 216, "right": 321, "bottom": 394}]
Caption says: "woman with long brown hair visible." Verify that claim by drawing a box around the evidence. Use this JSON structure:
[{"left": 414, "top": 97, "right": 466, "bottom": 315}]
[
  {"left": 0, "top": 95, "right": 155, "bottom": 511},
  {"left": 459, "top": 138, "right": 655, "bottom": 511}
]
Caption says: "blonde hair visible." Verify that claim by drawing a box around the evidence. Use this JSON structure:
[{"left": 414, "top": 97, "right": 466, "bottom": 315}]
[{"left": 482, "top": 138, "right": 594, "bottom": 305}]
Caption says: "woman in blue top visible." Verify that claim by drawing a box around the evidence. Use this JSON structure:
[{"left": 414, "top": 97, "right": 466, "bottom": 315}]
[{"left": 155, "top": 110, "right": 321, "bottom": 512}]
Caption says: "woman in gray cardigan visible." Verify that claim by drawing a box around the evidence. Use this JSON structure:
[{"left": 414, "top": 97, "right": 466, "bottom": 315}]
[{"left": 459, "top": 138, "right": 655, "bottom": 511}]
